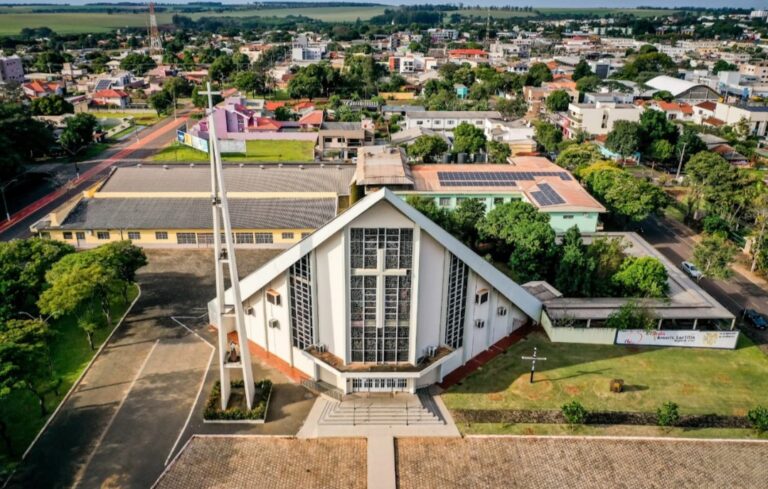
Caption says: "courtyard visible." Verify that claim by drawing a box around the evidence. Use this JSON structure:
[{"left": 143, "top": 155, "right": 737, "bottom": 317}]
[{"left": 442, "top": 330, "right": 768, "bottom": 431}]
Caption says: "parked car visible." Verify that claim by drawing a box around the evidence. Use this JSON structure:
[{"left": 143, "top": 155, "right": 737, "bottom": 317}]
[
  {"left": 744, "top": 309, "right": 767, "bottom": 330},
  {"left": 681, "top": 261, "right": 703, "bottom": 281}
]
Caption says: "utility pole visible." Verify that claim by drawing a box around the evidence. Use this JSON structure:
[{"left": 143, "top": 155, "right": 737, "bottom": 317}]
[
  {"left": 203, "top": 81, "right": 256, "bottom": 410},
  {"left": 675, "top": 141, "right": 687, "bottom": 180}
]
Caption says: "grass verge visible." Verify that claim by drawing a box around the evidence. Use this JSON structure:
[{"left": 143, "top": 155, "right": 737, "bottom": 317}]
[
  {"left": 457, "top": 422, "right": 768, "bottom": 439},
  {"left": 0, "top": 284, "right": 139, "bottom": 466},
  {"left": 443, "top": 331, "right": 768, "bottom": 417},
  {"left": 150, "top": 140, "right": 315, "bottom": 163}
]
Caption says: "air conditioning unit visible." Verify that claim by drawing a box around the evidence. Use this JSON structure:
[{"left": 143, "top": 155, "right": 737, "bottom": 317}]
[
  {"left": 475, "top": 289, "right": 489, "bottom": 305},
  {"left": 316, "top": 343, "right": 327, "bottom": 353},
  {"left": 268, "top": 318, "right": 279, "bottom": 329},
  {"left": 426, "top": 345, "right": 438, "bottom": 357},
  {"left": 475, "top": 319, "right": 485, "bottom": 329},
  {"left": 266, "top": 289, "right": 281, "bottom": 306},
  {"left": 497, "top": 306, "right": 507, "bottom": 316},
  {"left": 245, "top": 306, "right": 254, "bottom": 316}
]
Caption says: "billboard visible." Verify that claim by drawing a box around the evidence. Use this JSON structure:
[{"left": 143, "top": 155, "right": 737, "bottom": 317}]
[
  {"left": 616, "top": 329, "right": 739, "bottom": 349},
  {"left": 176, "top": 130, "right": 209, "bottom": 154}
]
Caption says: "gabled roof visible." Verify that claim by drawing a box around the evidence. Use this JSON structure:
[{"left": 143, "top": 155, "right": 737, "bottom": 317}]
[
  {"left": 298, "top": 110, "right": 324, "bottom": 126},
  {"left": 92, "top": 89, "right": 129, "bottom": 98},
  {"left": 224, "top": 188, "right": 543, "bottom": 320}
]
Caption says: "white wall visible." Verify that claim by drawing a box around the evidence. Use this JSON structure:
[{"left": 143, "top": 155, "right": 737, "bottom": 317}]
[
  {"left": 415, "top": 233, "right": 446, "bottom": 358},
  {"left": 315, "top": 231, "right": 347, "bottom": 360}
]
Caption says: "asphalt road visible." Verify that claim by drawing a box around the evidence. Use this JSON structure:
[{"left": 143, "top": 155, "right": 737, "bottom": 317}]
[{"left": 0, "top": 113, "right": 188, "bottom": 241}]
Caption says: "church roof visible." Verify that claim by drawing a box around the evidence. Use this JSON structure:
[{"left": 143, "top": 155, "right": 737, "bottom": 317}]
[{"left": 225, "top": 188, "right": 543, "bottom": 320}]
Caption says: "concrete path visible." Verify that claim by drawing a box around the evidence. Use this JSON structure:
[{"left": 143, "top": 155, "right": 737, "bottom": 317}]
[{"left": 368, "top": 435, "right": 396, "bottom": 489}]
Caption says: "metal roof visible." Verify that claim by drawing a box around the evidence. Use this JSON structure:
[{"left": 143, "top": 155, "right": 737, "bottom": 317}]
[
  {"left": 99, "top": 166, "right": 356, "bottom": 195},
  {"left": 55, "top": 197, "right": 337, "bottom": 230}
]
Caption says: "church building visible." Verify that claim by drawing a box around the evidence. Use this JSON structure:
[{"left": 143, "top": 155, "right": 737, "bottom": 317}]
[{"left": 209, "top": 188, "right": 542, "bottom": 394}]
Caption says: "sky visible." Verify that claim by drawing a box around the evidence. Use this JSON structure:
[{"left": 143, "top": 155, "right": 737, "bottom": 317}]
[{"left": 0, "top": 0, "right": 764, "bottom": 9}]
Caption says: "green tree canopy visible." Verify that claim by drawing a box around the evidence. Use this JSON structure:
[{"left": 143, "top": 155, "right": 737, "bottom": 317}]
[
  {"left": 533, "top": 120, "right": 562, "bottom": 154},
  {"left": 408, "top": 135, "right": 448, "bottom": 163},
  {"left": 554, "top": 226, "right": 597, "bottom": 297},
  {"left": 487, "top": 140, "right": 511, "bottom": 163},
  {"left": 639, "top": 109, "right": 678, "bottom": 145},
  {"left": 692, "top": 233, "right": 737, "bottom": 280},
  {"left": 605, "top": 120, "right": 642, "bottom": 158},
  {"left": 572, "top": 60, "right": 593, "bottom": 81},
  {"left": 453, "top": 122, "right": 487, "bottom": 154},
  {"left": 148, "top": 89, "right": 173, "bottom": 116},
  {"left": 612, "top": 256, "right": 669, "bottom": 298},
  {"left": 555, "top": 143, "right": 602, "bottom": 173},
  {"left": 30, "top": 95, "right": 74, "bottom": 116},
  {"left": 545, "top": 90, "right": 571, "bottom": 112},
  {"left": 59, "top": 113, "right": 99, "bottom": 156},
  {"left": 119, "top": 53, "right": 156, "bottom": 76},
  {"left": 209, "top": 55, "right": 236, "bottom": 82},
  {"left": 525, "top": 62, "right": 553, "bottom": 87},
  {"left": 583, "top": 165, "right": 669, "bottom": 224}
]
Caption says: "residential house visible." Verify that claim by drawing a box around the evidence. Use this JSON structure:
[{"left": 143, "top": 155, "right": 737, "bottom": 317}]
[
  {"left": 22, "top": 80, "right": 64, "bottom": 98},
  {"left": 90, "top": 89, "right": 130, "bottom": 108},
  {"left": 317, "top": 121, "right": 374, "bottom": 160},
  {"left": 561, "top": 102, "right": 642, "bottom": 138},
  {"left": 714, "top": 102, "right": 768, "bottom": 137},
  {"left": 404, "top": 111, "right": 503, "bottom": 132}
]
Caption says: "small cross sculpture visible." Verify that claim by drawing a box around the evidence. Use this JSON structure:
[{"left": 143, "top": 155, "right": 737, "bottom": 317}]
[{"left": 521, "top": 347, "right": 547, "bottom": 384}]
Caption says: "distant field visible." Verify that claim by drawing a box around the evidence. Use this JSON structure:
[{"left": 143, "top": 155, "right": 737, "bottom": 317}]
[
  {"left": 459, "top": 8, "right": 675, "bottom": 18},
  {"left": 0, "top": 6, "right": 387, "bottom": 35}
]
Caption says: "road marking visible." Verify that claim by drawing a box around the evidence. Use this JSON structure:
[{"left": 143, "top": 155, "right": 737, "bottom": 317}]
[
  {"left": 164, "top": 315, "right": 215, "bottom": 467},
  {"left": 171, "top": 314, "right": 215, "bottom": 347},
  {"left": 72, "top": 339, "right": 160, "bottom": 489}
]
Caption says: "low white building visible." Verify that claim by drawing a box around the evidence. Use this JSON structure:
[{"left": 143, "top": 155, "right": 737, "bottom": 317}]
[
  {"left": 209, "top": 189, "right": 541, "bottom": 394},
  {"left": 404, "top": 111, "right": 502, "bottom": 132},
  {"left": 562, "top": 102, "right": 642, "bottom": 137},
  {"left": 714, "top": 103, "right": 768, "bottom": 137}
]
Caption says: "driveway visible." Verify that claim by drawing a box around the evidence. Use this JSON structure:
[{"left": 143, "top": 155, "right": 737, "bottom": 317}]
[{"left": 7, "top": 249, "right": 315, "bottom": 489}]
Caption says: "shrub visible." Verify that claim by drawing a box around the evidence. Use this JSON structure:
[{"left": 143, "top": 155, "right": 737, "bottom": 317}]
[
  {"left": 657, "top": 401, "right": 680, "bottom": 427},
  {"left": 561, "top": 401, "right": 587, "bottom": 425},
  {"left": 747, "top": 406, "right": 768, "bottom": 432},
  {"left": 204, "top": 379, "right": 273, "bottom": 421}
]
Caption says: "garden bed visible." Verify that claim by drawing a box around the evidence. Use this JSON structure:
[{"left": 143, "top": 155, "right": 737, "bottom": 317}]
[{"left": 203, "top": 379, "right": 272, "bottom": 423}]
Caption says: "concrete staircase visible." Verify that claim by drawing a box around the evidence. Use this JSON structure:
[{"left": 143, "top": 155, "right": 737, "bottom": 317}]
[{"left": 318, "top": 392, "right": 445, "bottom": 426}]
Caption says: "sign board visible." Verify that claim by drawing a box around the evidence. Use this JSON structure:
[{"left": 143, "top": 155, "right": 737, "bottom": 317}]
[
  {"left": 616, "top": 329, "right": 739, "bottom": 350},
  {"left": 176, "top": 130, "right": 209, "bottom": 154}
]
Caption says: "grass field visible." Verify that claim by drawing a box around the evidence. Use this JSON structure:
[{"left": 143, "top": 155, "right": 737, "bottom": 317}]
[
  {"left": 443, "top": 331, "right": 768, "bottom": 417},
  {"left": 0, "top": 6, "right": 387, "bottom": 35},
  {"left": 0, "top": 285, "right": 139, "bottom": 463},
  {"left": 151, "top": 139, "right": 316, "bottom": 163},
  {"left": 457, "top": 8, "right": 674, "bottom": 19},
  {"left": 93, "top": 111, "right": 160, "bottom": 126}
]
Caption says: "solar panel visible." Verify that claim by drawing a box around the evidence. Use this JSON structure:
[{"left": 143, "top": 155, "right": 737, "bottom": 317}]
[
  {"left": 531, "top": 183, "right": 566, "bottom": 207},
  {"left": 437, "top": 171, "right": 571, "bottom": 187},
  {"left": 95, "top": 79, "right": 112, "bottom": 91}
]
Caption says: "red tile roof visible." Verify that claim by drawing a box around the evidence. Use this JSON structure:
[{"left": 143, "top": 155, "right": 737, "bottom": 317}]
[
  {"left": 265, "top": 101, "right": 287, "bottom": 111},
  {"left": 92, "top": 89, "right": 128, "bottom": 98},
  {"left": 656, "top": 101, "right": 693, "bottom": 115},
  {"left": 298, "top": 110, "right": 324, "bottom": 126},
  {"left": 696, "top": 101, "right": 717, "bottom": 111},
  {"left": 448, "top": 49, "right": 488, "bottom": 57}
]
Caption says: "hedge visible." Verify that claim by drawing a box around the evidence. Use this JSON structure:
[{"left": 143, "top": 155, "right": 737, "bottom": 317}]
[{"left": 204, "top": 379, "right": 272, "bottom": 421}]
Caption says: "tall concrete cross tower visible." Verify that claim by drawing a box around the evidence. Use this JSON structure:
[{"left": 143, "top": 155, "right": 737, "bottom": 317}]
[
  {"left": 148, "top": 1, "right": 163, "bottom": 58},
  {"left": 203, "top": 82, "right": 256, "bottom": 410}
]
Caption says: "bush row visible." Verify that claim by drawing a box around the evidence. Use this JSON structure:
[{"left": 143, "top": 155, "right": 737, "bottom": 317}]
[{"left": 204, "top": 379, "right": 273, "bottom": 421}]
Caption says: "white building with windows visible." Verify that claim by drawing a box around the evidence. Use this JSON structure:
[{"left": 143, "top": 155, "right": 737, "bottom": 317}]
[
  {"left": 404, "top": 111, "right": 503, "bottom": 133},
  {"left": 209, "top": 189, "right": 541, "bottom": 394}
]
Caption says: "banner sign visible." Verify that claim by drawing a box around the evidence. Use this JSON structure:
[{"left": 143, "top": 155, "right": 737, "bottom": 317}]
[
  {"left": 176, "top": 130, "right": 209, "bottom": 153},
  {"left": 616, "top": 329, "right": 739, "bottom": 349}
]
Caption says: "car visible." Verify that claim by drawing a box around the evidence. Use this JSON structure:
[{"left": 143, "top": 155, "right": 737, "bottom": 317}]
[
  {"left": 681, "top": 261, "right": 703, "bottom": 281},
  {"left": 744, "top": 309, "right": 767, "bottom": 330}
]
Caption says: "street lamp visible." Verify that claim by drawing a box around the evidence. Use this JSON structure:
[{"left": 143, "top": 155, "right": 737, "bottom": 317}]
[{"left": 0, "top": 178, "right": 18, "bottom": 222}]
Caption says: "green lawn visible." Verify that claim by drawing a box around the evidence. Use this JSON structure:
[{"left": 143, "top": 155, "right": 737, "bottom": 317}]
[
  {"left": 150, "top": 140, "right": 315, "bottom": 163},
  {"left": 458, "top": 8, "right": 674, "bottom": 19},
  {"left": 460, "top": 422, "right": 768, "bottom": 439},
  {"left": 93, "top": 112, "right": 160, "bottom": 126},
  {"left": 0, "top": 285, "right": 139, "bottom": 464},
  {"left": 443, "top": 331, "right": 768, "bottom": 417}
]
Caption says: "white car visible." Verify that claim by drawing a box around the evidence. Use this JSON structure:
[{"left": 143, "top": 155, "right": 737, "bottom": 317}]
[{"left": 681, "top": 261, "right": 703, "bottom": 281}]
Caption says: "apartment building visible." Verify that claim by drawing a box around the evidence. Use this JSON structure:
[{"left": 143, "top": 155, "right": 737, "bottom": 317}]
[
  {"left": 404, "top": 111, "right": 503, "bottom": 132},
  {"left": 562, "top": 102, "right": 642, "bottom": 138},
  {"left": 0, "top": 55, "right": 24, "bottom": 84}
]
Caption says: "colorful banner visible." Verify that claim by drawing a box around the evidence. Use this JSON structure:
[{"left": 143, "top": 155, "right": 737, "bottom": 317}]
[
  {"left": 176, "top": 130, "right": 209, "bottom": 153},
  {"left": 616, "top": 329, "right": 739, "bottom": 349}
]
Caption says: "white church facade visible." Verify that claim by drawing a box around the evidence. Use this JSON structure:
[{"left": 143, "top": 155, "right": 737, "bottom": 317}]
[{"left": 209, "top": 189, "right": 543, "bottom": 394}]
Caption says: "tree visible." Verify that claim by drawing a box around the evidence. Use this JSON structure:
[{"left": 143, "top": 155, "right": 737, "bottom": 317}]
[
  {"left": 0, "top": 238, "right": 74, "bottom": 322},
  {"left": 675, "top": 126, "right": 706, "bottom": 166},
  {"left": 586, "top": 237, "right": 628, "bottom": 296},
  {"left": 148, "top": 89, "right": 173, "bottom": 116},
  {"left": 605, "top": 300, "right": 657, "bottom": 330},
  {"left": 652, "top": 90, "right": 674, "bottom": 102},
  {"left": 163, "top": 77, "right": 192, "bottom": 98},
  {"left": 606, "top": 121, "right": 642, "bottom": 159},
  {"left": 692, "top": 234, "right": 737, "bottom": 280},
  {"left": 209, "top": 55, "right": 236, "bottom": 82},
  {"left": 452, "top": 198, "right": 486, "bottom": 246},
  {"left": 477, "top": 201, "right": 556, "bottom": 282},
  {"left": 525, "top": 62, "right": 553, "bottom": 87},
  {"left": 583, "top": 166, "right": 668, "bottom": 224},
  {"left": 572, "top": 59, "right": 593, "bottom": 81},
  {"left": 30, "top": 95, "right": 74, "bottom": 116},
  {"left": 639, "top": 109, "right": 678, "bottom": 145},
  {"left": 0, "top": 319, "right": 53, "bottom": 417},
  {"left": 495, "top": 97, "right": 527, "bottom": 119},
  {"left": 234, "top": 71, "right": 265, "bottom": 96},
  {"left": 554, "top": 226, "right": 597, "bottom": 297},
  {"left": 487, "top": 140, "right": 511, "bottom": 163},
  {"left": 545, "top": 90, "right": 571, "bottom": 112},
  {"left": 453, "top": 122, "right": 486, "bottom": 154},
  {"left": 0, "top": 103, "right": 55, "bottom": 181},
  {"left": 119, "top": 53, "right": 156, "bottom": 76},
  {"left": 612, "top": 256, "right": 669, "bottom": 298},
  {"left": 92, "top": 241, "right": 147, "bottom": 302},
  {"left": 575, "top": 75, "right": 600, "bottom": 93},
  {"left": 684, "top": 151, "right": 733, "bottom": 221},
  {"left": 533, "top": 121, "right": 562, "bottom": 154},
  {"left": 59, "top": 113, "right": 99, "bottom": 156},
  {"left": 648, "top": 139, "right": 675, "bottom": 164},
  {"left": 273, "top": 106, "right": 292, "bottom": 121},
  {"left": 555, "top": 143, "right": 602, "bottom": 173},
  {"left": 405, "top": 196, "right": 454, "bottom": 232},
  {"left": 287, "top": 63, "right": 338, "bottom": 100},
  {"left": 713, "top": 60, "right": 737, "bottom": 74},
  {"left": 408, "top": 135, "right": 448, "bottom": 163}
]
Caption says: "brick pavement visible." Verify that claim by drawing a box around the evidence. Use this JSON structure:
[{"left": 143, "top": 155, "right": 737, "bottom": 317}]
[
  {"left": 396, "top": 436, "right": 768, "bottom": 489},
  {"left": 155, "top": 436, "right": 367, "bottom": 489}
]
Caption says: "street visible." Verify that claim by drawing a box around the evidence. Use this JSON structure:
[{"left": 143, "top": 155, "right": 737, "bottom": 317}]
[{"left": 0, "top": 113, "right": 188, "bottom": 241}]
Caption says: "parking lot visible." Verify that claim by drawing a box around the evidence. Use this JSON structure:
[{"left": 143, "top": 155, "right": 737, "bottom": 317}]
[{"left": 7, "top": 249, "right": 316, "bottom": 489}]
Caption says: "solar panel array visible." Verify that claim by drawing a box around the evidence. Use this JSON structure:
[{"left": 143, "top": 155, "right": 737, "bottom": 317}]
[
  {"left": 530, "top": 183, "right": 566, "bottom": 206},
  {"left": 94, "top": 79, "right": 112, "bottom": 91},
  {"left": 437, "top": 171, "right": 572, "bottom": 187}
]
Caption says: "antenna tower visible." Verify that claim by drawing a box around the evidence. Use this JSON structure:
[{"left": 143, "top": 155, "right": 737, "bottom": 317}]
[{"left": 149, "top": 1, "right": 163, "bottom": 57}]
